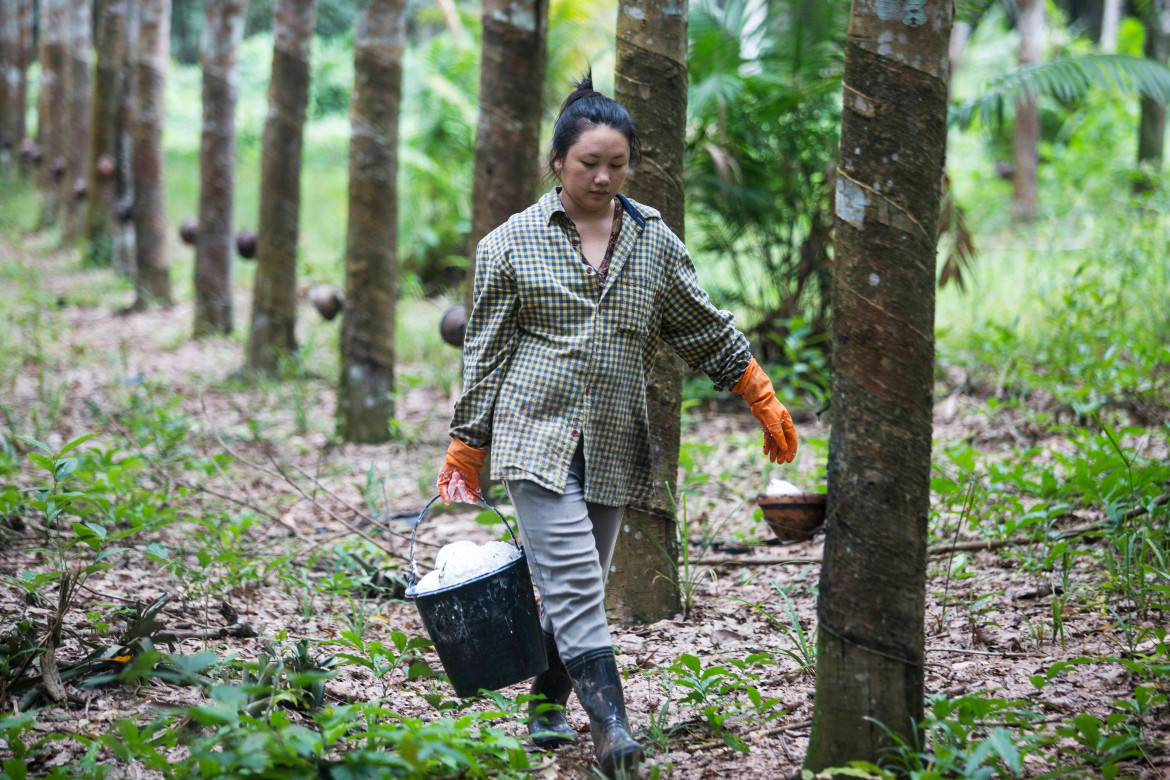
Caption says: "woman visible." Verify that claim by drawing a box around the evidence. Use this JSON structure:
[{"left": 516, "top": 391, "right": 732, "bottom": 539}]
[{"left": 437, "top": 76, "right": 797, "bottom": 778}]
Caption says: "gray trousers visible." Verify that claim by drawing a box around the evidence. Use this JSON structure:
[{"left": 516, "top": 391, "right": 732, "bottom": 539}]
[{"left": 506, "top": 442, "right": 624, "bottom": 661}]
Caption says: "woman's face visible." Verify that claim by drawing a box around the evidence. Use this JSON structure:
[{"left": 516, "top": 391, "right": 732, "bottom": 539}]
[{"left": 553, "top": 125, "right": 630, "bottom": 219}]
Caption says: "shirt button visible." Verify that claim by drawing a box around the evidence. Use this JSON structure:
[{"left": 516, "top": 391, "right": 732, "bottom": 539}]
[
  {"left": 584, "top": 388, "right": 590, "bottom": 395},
  {"left": 571, "top": 429, "right": 580, "bottom": 436}
]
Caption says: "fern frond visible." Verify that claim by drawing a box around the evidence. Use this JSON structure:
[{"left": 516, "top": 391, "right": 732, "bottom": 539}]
[{"left": 952, "top": 54, "right": 1170, "bottom": 129}]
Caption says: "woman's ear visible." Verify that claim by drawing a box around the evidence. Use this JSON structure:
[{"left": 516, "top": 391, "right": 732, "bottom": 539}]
[{"left": 552, "top": 157, "right": 563, "bottom": 173}]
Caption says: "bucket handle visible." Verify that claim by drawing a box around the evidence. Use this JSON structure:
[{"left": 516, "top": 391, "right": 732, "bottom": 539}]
[{"left": 407, "top": 495, "right": 522, "bottom": 585}]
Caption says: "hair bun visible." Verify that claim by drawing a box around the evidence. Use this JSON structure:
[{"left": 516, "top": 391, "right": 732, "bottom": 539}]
[{"left": 560, "top": 70, "right": 599, "bottom": 114}]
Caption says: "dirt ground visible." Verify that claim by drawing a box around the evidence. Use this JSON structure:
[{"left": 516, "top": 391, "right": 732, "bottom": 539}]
[{"left": 2, "top": 238, "right": 1168, "bottom": 779}]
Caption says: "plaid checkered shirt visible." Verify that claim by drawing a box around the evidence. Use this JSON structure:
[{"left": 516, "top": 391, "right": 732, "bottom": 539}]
[{"left": 449, "top": 188, "right": 752, "bottom": 507}]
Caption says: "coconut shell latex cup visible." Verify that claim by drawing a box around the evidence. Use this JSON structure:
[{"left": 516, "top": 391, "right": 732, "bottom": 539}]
[{"left": 758, "top": 492, "right": 826, "bottom": 542}]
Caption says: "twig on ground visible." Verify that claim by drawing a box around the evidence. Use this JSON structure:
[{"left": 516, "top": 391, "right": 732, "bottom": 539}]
[
  {"left": 104, "top": 413, "right": 299, "bottom": 535},
  {"left": 926, "top": 492, "right": 1168, "bottom": 556},
  {"left": 706, "top": 557, "right": 822, "bottom": 568},
  {"left": 201, "top": 403, "right": 431, "bottom": 556},
  {"left": 927, "top": 646, "right": 1038, "bottom": 658},
  {"left": 762, "top": 718, "right": 813, "bottom": 738}
]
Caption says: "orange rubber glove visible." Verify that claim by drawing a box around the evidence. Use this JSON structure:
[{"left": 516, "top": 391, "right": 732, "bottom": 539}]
[
  {"left": 437, "top": 438, "right": 487, "bottom": 503},
  {"left": 732, "top": 358, "right": 798, "bottom": 464}
]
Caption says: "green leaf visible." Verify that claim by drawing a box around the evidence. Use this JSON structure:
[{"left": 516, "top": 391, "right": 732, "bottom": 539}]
[
  {"left": 2, "top": 757, "right": 28, "bottom": 780},
  {"left": 1071, "top": 712, "right": 1102, "bottom": 746},
  {"left": 27, "top": 453, "right": 53, "bottom": 472},
  {"left": 54, "top": 458, "right": 79, "bottom": 483},
  {"left": 96, "top": 546, "right": 133, "bottom": 560},
  {"left": 15, "top": 436, "right": 51, "bottom": 453},
  {"left": 83, "top": 562, "right": 114, "bottom": 576},
  {"left": 59, "top": 433, "right": 97, "bottom": 455},
  {"left": 953, "top": 54, "right": 1170, "bottom": 130},
  {"left": 985, "top": 728, "right": 1021, "bottom": 773},
  {"left": 391, "top": 630, "right": 407, "bottom": 654},
  {"left": 147, "top": 542, "right": 168, "bottom": 559},
  {"left": 84, "top": 522, "right": 108, "bottom": 541}
]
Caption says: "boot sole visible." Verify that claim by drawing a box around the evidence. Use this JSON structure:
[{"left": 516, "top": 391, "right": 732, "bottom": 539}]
[
  {"left": 600, "top": 742, "right": 644, "bottom": 777},
  {"left": 531, "top": 731, "right": 578, "bottom": 749}
]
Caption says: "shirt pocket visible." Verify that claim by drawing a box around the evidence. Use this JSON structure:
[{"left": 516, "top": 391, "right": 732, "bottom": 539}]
[{"left": 605, "top": 279, "right": 657, "bottom": 340}]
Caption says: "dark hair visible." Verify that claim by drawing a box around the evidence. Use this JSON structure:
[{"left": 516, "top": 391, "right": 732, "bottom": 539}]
[{"left": 548, "top": 73, "right": 642, "bottom": 179}]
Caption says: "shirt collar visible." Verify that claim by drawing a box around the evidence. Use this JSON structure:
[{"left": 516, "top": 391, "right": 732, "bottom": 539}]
[{"left": 539, "top": 187, "right": 648, "bottom": 230}]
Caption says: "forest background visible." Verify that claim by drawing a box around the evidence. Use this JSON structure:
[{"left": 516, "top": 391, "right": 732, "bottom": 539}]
[{"left": 0, "top": 0, "right": 1168, "bottom": 779}]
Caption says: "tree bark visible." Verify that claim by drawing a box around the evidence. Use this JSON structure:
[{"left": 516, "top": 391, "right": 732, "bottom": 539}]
[
  {"left": 116, "top": 0, "right": 141, "bottom": 277},
  {"left": 1012, "top": 0, "right": 1043, "bottom": 223},
  {"left": 132, "top": 0, "right": 172, "bottom": 307},
  {"left": 0, "top": 1, "right": 12, "bottom": 166},
  {"left": 947, "top": 20, "right": 971, "bottom": 101},
  {"left": 804, "top": 1, "right": 950, "bottom": 773},
  {"left": 464, "top": 0, "right": 548, "bottom": 315},
  {"left": 12, "top": 0, "right": 33, "bottom": 178},
  {"left": 1100, "top": 0, "right": 1123, "bottom": 54},
  {"left": 84, "top": 0, "right": 128, "bottom": 270},
  {"left": 1138, "top": 0, "right": 1170, "bottom": 176},
  {"left": 37, "top": 0, "right": 68, "bottom": 227},
  {"left": 0, "top": 0, "right": 32, "bottom": 171},
  {"left": 63, "top": 0, "right": 92, "bottom": 241},
  {"left": 247, "top": 0, "right": 317, "bottom": 373},
  {"left": 605, "top": 0, "right": 688, "bottom": 624},
  {"left": 337, "top": 0, "right": 404, "bottom": 443},
  {"left": 194, "top": 0, "right": 246, "bottom": 337}
]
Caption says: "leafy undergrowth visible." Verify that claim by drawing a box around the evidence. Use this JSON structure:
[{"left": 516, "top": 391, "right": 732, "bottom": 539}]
[{"left": 0, "top": 237, "right": 1167, "bottom": 780}]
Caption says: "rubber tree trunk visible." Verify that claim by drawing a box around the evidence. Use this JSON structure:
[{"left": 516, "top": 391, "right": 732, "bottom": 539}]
[
  {"left": 337, "top": 0, "right": 404, "bottom": 443},
  {"left": 37, "top": 0, "right": 68, "bottom": 227},
  {"left": 1012, "top": 0, "right": 1043, "bottom": 223},
  {"left": 84, "top": 0, "right": 128, "bottom": 270},
  {"left": 0, "top": 0, "right": 13, "bottom": 167},
  {"left": 116, "top": 0, "right": 140, "bottom": 277},
  {"left": 947, "top": 20, "right": 971, "bottom": 101},
  {"left": 64, "top": 0, "right": 92, "bottom": 242},
  {"left": 194, "top": 0, "right": 246, "bottom": 337},
  {"left": 1100, "top": 0, "right": 1123, "bottom": 53},
  {"left": 12, "top": 0, "right": 33, "bottom": 178},
  {"left": 804, "top": 0, "right": 949, "bottom": 773},
  {"left": 464, "top": 0, "right": 548, "bottom": 315},
  {"left": 247, "top": 0, "right": 317, "bottom": 373},
  {"left": 132, "top": 0, "right": 171, "bottom": 307},
  {"left": 606, "top": 0, "right": 688, "bottom": 624},
  {"left": 0, "top": 0, "right": 32, "bottom": 171},
  {"left": 1138, "top": 0, "right": 1170, "bottom": 177}
]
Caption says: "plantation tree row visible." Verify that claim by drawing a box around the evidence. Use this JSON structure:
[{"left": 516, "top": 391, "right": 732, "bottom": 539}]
[{"left": 0, "top": 0, "right": 1165, "bottom": 773}]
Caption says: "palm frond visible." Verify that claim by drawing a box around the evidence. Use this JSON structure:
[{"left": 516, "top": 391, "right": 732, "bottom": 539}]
[{"left": 952, "top": 54, "right": 1170, "bottom": 129}]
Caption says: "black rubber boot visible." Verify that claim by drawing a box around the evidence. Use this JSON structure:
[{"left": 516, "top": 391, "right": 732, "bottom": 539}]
[
  {"left": 528, "top": 632, "right": 577, "bottom": 748},
  {"left": 565, "top": 647, "right": 644, "bottom": 778}
]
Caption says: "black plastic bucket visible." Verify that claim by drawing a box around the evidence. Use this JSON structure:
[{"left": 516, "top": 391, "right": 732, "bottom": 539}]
[{"left": 405, "top": 496, "right": 548, "bottom": 698}]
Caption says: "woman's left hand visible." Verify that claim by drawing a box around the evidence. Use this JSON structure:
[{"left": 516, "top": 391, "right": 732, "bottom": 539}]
[{"left": 733, "top": 358, "right": 798, "bottom": 464}]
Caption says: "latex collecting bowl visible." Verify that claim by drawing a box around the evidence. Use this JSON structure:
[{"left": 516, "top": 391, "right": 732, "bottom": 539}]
[{"left": 758, "top": 493, "right": 826, "bottom": 542}]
